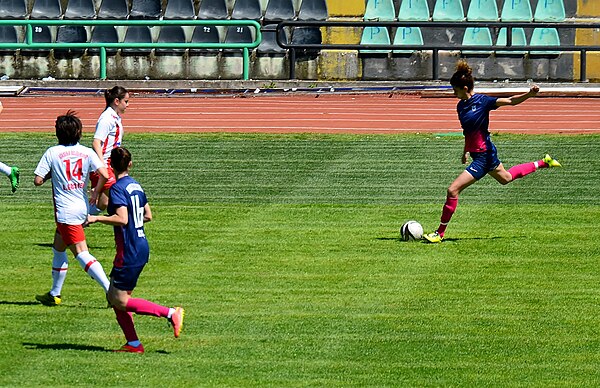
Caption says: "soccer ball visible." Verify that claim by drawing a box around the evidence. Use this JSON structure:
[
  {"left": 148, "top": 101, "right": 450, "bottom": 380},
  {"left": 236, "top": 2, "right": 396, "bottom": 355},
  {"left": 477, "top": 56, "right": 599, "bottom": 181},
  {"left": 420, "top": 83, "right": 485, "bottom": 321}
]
[{"left": 400, "top": 220, "right": 423, "bottom": 241}]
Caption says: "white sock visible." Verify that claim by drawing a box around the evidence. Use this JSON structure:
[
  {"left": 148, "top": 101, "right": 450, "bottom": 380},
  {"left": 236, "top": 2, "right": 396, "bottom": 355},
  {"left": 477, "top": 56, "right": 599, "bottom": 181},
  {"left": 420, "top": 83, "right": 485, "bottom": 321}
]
[
  {"left": 50, "top": 248, "right": 68, "bottom": 297},
  {"left": 75, "top": 251, "right": 110, "bottom": 292},
  {"left": 0, "top": 161, "right": 11, "bottom": 176},
  {"left": 167, "top": 308, "right": 175, "bottom": 319}
]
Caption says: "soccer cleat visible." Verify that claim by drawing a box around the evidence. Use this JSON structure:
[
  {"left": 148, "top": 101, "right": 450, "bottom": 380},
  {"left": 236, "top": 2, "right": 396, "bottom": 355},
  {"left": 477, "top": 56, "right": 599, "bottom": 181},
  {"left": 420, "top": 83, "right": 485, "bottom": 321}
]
[
  {"left": 543, "top": 154, "right": 561, "bottom": 168},
  {"left": 423, "top": 231, "right": 443, "bottom": 243},
  {"left": 9, "top": 166, "right": 19, "bottom": 193},
  {"left": 35, "top": 292, "right": 61, "bottom": 306},
  {"left": 169, "top": 307, "right": 185, "bottom": 338},
  {"left": 114, "top": 343, "right": 145, "bottom": 353}
]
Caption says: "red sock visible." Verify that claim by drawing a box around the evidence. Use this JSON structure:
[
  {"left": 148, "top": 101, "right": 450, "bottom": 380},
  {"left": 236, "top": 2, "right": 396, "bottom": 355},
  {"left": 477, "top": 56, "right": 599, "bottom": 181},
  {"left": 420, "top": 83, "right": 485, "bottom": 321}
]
[
  {"left": 438, "top": 196, "right": 458, "bottom": 237},
  {"left": 126, "top": 298, "right": 170, "bottom": 318},
  {"left": 114, "top": 308, "right": 138, "bottom": 342},
  {"left": 508, "top": 162, "right": 540, "bottom": 180}
]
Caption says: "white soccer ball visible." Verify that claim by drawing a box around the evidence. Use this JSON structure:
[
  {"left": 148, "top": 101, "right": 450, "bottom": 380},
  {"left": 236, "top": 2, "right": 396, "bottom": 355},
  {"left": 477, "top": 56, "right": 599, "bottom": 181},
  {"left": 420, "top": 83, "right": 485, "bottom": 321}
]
[{"left": 400, "top": 220, "right": 423, "bottom": 241}]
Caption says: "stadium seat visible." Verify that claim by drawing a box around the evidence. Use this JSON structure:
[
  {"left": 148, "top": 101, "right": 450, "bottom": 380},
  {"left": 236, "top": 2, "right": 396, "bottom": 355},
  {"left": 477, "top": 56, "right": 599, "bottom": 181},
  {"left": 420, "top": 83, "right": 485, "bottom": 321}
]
[
  {"left": 223, "top": 25, "right": 254, "bottom": 53},
  {"left": 461, "top": 27, "right": 493, "bottom": 55},
  {"left": 290, "top": 26, "right": 321, "bottom": 58},
  {"left": 364, "top": 0, "right": 395, "bottom": 21},
  {"left": 297, "top": 0, "right": 328, "bottom": 21},
  {"left": 121, "top": 25, "right": 152, "bottom": 55},
  {"left": 89, "top": 25, "right": 119, "bottom": 55},
  {"left": 392, "top": 26, "right": 424, "bottom": 54},
  {"left": 496, "top": 27, "right": 527, "bottom": 54},
  {"left": 163, "top": 0, "right": 195, "bottom": 19},
  {"left": 20, "top": 25, "right": 52, "bottom": 56},
  {"left": 0, "top": 0, "right": 27, "bottom": 19},
  {"left": 466, "top": 0, "right": 498, "bottom": 21},
  {"left": 533, "top": 0, "right": 565, "bottom": 21},
  {"left": 263, "top": 0, "right": 295, "bottom": 23},
  {"left": 64, "top": 0, "right": 96, "bottom": 19},
  {"left": 231, "top": 0, "right": 262, "bottom": 20},
  {"left": 97, "top": 0, "right": 129, "bottom": 19},
  {"left": 257, "top": 24, "right": 287, "bottom": 55},
  {"left": 189, "top": 25, "right": 220, "bottom": 55},
  {"left": 54, "top": 25, "right": 87, "bottom": 59},
  {"left": 432, "top": 0, "right": 464, "bottom": 21},
  {"left": 197, "top": 0, "right": 229, "bottom": 19},
  {"left": 360, "top": 26, "right": 391, "bottom": 54},
  {"left": 500, "top": 0, "right": 532, "bottom": 21},
  {"left": 397, "top": 0, "right": 430, "bottom": 21},
  {"left": 155, "top": 25, "right": 186, "bottom": 55},
  {"left": 529, "top": 27, "right": 561, "bottom": 56},
  {"left": 30, "top": 0, "right": 62, "bottom": 19},
  {"left": 129, "top": 0, "right": 161, "bottom": 19},
  {"left": 0, "top": 25, "right": 19, "bottom": 55}
]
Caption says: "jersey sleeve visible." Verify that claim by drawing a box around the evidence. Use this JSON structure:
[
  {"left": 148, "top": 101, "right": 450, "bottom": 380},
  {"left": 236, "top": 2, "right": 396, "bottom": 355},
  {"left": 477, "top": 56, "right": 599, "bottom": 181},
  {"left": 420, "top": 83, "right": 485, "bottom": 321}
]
[
  {"left": 110, "top": 184, "right": 129, "bottom": 208},
  {"left": 485, "top": 95, "right": 499, "bottom": 111},
  {"left": 34, "top": 148, "right": 51, "bottom": 178},
  {"left": 93, "top": 114, "right": 111, "bottom": 141}
]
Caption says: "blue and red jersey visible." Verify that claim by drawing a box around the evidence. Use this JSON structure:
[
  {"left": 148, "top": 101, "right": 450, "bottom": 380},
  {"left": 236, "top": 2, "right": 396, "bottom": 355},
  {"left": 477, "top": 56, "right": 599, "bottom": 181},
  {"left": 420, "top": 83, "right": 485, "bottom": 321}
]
[
  {"left": 108, "top": 175, "right": 149, "bottom": 268},
  {"left": 456, "top": 94, "right": 498, "bottom": 153}
]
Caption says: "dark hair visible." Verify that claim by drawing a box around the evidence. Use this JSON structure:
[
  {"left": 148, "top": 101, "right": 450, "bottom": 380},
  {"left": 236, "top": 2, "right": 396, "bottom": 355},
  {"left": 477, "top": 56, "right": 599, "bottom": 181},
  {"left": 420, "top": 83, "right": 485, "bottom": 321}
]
[
  {"left": 55, "top": 110, "right": 82, "bottom": 146},
  {"left": 104, "top": 86, "right": 128, "bottom": 108},
  {"left": 110, "top": 146, "right": 132, "bottom": 174},
  {"left": 450, "top": 60, "right": 474, "bottom": 92}
]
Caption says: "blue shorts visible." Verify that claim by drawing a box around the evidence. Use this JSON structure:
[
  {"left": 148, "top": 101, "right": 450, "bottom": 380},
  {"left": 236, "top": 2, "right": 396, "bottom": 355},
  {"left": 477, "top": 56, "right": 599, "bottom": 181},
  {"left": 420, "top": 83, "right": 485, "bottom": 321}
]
[
  {"left": 110, "top": 263, "right": 146, "bottom": 291},
  {"left": 466, "top": 143, "right": 501, "bottom": 180}
]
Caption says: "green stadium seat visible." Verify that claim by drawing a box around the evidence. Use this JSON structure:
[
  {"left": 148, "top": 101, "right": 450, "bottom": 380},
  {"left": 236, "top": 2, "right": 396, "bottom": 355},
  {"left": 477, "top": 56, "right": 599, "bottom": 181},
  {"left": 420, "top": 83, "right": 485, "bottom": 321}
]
[
  {"left": 461, "top": 27, "right": 493, "bottom": 55},
  {"left": 392, "top": 26, "right": 424, "bottom": 54},
  {"left": 496, "top": 27, "right": 527, "bottom": 55},
  {"left": 398, "top": 0, "right": 430, "bottom": 21},
  {"left": 529, "top": 27, "right": 561, "bottom": 55},
  {"left": 360, "top": 26, "right": 391, "bottom": 54},
  {"left": 364, "top": 0, "right": 395, "bottom": 21},
  {"left": 500, "top": 0, "right": 532, "bottom": 21},
  {"left": 533, "top": 0, "right": 565, "bottom": 22},
  {"left": 466, "top": 0, "right": 498, "bottom": 21},
  {"left": 432, "top": 0, "right": 464, "bottom": 21}
]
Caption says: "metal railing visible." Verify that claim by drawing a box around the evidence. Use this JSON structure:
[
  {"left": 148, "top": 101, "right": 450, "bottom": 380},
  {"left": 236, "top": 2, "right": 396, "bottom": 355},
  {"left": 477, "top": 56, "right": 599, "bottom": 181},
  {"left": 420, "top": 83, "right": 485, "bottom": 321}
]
[
  {"left": 0, "top": 19, "right": 262, "bottom": 80},
  {"left": 276, "top": 21, "right": 600, "bottom": 82}
]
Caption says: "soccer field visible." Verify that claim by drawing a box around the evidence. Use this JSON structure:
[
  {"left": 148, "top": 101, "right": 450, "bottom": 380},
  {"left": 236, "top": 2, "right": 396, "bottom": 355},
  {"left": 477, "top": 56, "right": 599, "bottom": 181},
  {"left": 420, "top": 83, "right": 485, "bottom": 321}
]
[{"left": 1, "top": 132, "right": 599, "bottom": 386}]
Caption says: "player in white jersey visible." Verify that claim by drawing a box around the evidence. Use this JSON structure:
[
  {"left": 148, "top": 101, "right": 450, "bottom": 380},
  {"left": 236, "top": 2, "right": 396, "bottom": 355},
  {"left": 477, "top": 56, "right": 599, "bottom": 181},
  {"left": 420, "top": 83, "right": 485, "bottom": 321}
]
[
  {"left": 34, "top": 111, "right": 111, "bottom": 306},
  {"left": 90, "top": 86, "right": 129, "bottom": 213},
  {"left": 0, "top": 100, "right": 20, "bottom": 192}
]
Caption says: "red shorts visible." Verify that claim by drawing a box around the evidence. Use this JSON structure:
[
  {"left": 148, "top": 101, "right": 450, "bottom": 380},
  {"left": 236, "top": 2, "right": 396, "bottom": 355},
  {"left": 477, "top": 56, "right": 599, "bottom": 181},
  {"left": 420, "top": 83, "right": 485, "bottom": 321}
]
[
  {"left": 90, "top": 166, "right": 116, "bottom": 193},
  {"left": 56, "top": 223, "right": 86, "bottom": 246}
]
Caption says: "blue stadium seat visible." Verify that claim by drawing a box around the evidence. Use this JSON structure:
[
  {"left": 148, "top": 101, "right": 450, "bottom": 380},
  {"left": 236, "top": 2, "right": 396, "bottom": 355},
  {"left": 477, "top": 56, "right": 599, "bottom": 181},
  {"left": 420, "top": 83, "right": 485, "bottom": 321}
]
[
  {"left": 156, "top": 25, "right": 187, "bottom": 55},
  {"left": 392, "top": 26, "right": 424, "bottom": 54},
  {"left": 466, "top": 0, "right": 498, "bottom": 21},
  {"left": 432, "top": 0, "right": 464, "bottom": 21},
  {"left": 197, "top": 0, "right": 228, "bottom": 19},
  {"left": 231, "top": 0, "right": 262, "bottom": 20},
  {"left": 64, "top": 0, "right": 96, "bottom": 19},
  {"left": 461, "top": 27, "right": 493, "bottom": 55},
  {"left": 163, "top": 0, "right": 195, "bottom": 19},
  {"left": 529, "top": 27, "right": 561, "bottom": 56},
  {"left": 364, "top": 0, "right": 395, "bottom": 21},
  {"left": 54, "top": 25, "right": 87, "bottom": 58},
  {"left": 398, "top": 0, "right": 430, "bottom": 21},
  {"left": 97, "top": 0, "right": 129, "bottom": 19},
  {"left": 264, "top": 0, "right": 295, "bottom": 22},
  {"left": 290, "top": 26, "right": 321, "bottom": 58},
  {"left": 533, "top": 0, "right": 565, "bottom": 21},
  {"left": 297, "top": 0, "right": 328, "bottom": 21},
  {"left": 0, "top": 0, "right": 27, "bottom": 19},
  {"left": 257, "top": 24, "right": 287, "bottom": 55},
  {"left": 121, "top": 25, "right": 153, "bottom": 55},
  {"left": 189, "top": 25, "right": 221, "bottom": 55},
  {"left": 89, "top": 25, "right": 119, "bottom": 55},
  {"left": 360, "top": 26, "right": 391, "bottom": 54},
  {"left": 500, "top": 0, "right": 532, "bottom": 21},
  {"left": 21, "top": 25, "right": 52, "bottom": 56},
  {"left": 30, "top": 0, "right": 62, "bottom": 19},
  {"left": 129, "top": 0, "right": 161, "bottom": 19},
  {"left": 223, "top": 25, "right": 254, "bottom": 53},
  {"left": 0, "top": 25, "right": 19, "bottom": 55}
]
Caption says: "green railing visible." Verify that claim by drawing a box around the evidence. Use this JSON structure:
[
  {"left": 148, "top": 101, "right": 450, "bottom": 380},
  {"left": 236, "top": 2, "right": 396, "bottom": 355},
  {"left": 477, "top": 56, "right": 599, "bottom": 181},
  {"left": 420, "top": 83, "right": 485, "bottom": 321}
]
[{"left": 0, "top": 19, "right": 262, "bottom": 80}]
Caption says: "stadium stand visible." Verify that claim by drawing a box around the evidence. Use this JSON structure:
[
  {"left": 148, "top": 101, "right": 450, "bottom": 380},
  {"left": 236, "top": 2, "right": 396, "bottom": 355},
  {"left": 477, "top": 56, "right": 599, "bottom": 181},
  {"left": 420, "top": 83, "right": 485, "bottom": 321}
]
[
  {"left": 197, "top": 0, "right": 229, "bottom": 19},
  {"left": 392, "top": 26, "right": 424, "bottom": 54},
  {"left": 290, "top": 26, "right": 321, "bottom": 58},
  {"left": 223, "top": 25, "right": 254, "bottom": 52},
  {"left": 497, "top": 0, "right": 532, "bottom": 54},
  {"left": 155, "top": 25, "right": 187, "bottom": 55},
  {"left": 534, "top": 0, "right": 565, "bottom": 22},
  {"left": 363, "top": 0, "right": 395, "bottom": 21},
  {"left": 530, "top": 27, "right": 561, "bottom": 56},
  {"left": 30, "top": 0, "right": 63, "bottom": 19},
  {"left": 121, "top": 25, "right": 153, "bottom": 55},
  {"left": 64, "top": 0, "right": 96, "bottom": 19},
  {"left": 20, "top": 25, "right": 52, "bottom": 56},
  {"left": 129, "top": 0, "right": 162, "bottom": 19},
  {"left": 360, "top": 26, "right": 391, "bottom": 54},
  {"left": 462, "top": 0, "right": 498, "bottom": 55},
  {"left": 263, "top": 0, "right": 295, "bottom": 23},
  {"left": 231, "top": 0, "right": 262, "bottom": 20},
  {"left": 257, "top": 24, "right": 288, "bottom": 54},
  {"left": 89, "top": 25, "right": 119, "bottom": 54},
  {"left": 393, "top": 0, "right": 429, "bottom": 54},
  {"left": 54, "top": 25, "right": 87, "bottom": 58},
  {"left": 297, "top": 0, "right": 328, "bottom": 21},
  {"left": 530, "top": 0, "right": 564, "bottom": 56},
  {"left": 0, "top": 25, "right": 19, "bottom": 55},
  {"left": 163, "top": 0, "right": 195, "bottom": 19},
  {"left": 97, "top": 0, "right": 129, "bottom": 19},
  {"left": 432, "top": 0, "right": 464, "bottom": 21},
  {"left": 361, "top": 0, "right": 394, "bottom": 54},
  {"left": 0, "top": 0, "right": 27, "bottom": 19}
]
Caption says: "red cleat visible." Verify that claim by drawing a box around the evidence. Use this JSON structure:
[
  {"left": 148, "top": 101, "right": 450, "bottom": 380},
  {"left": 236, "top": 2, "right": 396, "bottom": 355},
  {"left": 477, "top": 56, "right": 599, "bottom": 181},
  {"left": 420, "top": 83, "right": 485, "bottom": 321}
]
[{"left": 114, "top": 343, "right": 145, "bottom": 353}]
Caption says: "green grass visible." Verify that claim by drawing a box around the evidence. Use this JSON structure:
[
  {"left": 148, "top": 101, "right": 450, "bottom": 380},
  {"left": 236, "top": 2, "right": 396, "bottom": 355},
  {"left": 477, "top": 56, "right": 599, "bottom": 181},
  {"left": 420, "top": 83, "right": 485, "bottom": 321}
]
[{"left": 1, "top": 132, "right": 599, "bottom": 386}]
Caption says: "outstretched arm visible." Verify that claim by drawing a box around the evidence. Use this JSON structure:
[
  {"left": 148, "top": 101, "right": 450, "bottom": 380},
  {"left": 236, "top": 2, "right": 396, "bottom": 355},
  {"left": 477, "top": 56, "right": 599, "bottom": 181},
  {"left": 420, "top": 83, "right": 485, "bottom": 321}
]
[{"left": 496, "top": 85, "right": 539, "bottom": 107}]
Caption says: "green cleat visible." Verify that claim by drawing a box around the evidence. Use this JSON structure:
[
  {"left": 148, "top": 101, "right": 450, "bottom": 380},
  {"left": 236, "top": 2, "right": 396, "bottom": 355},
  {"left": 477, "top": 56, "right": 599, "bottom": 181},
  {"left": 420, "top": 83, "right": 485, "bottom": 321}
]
[
  {"left": 35, "top": 292, "right": 61, "bottom": 306},
  {"left": 423, "top": 231, "right": 443, "bottom": 243},
  {"left": 543, "top": 154, "right": 561, "bottom": 168},
  {"left": 9, "top": 166, "right": 19, "bottom": 193}
]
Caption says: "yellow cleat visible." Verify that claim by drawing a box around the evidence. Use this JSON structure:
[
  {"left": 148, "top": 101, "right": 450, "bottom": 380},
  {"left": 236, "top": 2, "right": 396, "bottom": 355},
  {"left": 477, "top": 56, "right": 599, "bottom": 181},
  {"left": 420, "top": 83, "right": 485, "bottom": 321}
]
[
  {"left": 170, "top": 307, "right": 185, "bottom": 338},
  {"left": 423, "top": 231, "right": 443, "bottom": 243},
  {"left": 35, "top": 292, "right": 61, "bottom": 306},
  {"left": 543, "top": 154, "right": 561, "bottom": 168}
]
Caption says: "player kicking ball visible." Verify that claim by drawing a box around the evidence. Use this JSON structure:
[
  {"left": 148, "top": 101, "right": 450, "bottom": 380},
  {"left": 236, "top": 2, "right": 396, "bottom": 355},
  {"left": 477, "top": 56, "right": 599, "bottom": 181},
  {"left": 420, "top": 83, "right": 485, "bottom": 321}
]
[
  {"left": 423, "top": 61, "right": 561, "bottom": 243},
  {"left": 87, "top": 147, "right": 184, "bottom": 353}
]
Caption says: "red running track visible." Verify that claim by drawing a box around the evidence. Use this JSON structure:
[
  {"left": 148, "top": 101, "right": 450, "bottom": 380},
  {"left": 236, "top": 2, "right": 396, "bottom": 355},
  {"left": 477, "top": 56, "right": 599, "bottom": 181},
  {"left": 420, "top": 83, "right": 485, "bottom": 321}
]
[{"left": 0, "top": 94, "right": 598, "bottom": 134}]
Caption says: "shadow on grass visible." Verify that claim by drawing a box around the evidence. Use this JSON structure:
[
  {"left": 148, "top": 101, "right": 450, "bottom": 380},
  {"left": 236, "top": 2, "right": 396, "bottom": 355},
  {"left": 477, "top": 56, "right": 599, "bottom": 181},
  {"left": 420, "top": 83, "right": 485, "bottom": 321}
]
[
  {"left": 376, "top": 235, "right": 526, "bottom": 242},
  {"left": 22, "top": 342, "right": 170, "bottom": 354},
  {"left": 0, "top": 300, "right": 39, "bottom": 306}
]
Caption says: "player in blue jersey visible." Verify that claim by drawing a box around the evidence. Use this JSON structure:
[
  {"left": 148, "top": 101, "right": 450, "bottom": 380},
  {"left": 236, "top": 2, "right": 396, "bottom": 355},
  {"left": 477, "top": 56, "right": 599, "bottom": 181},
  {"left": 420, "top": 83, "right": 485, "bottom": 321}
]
[
  {"left": 87, "top": 147, "right": 184, "bottom": 353},
  {"left": 423, "top": 60, "right": 561, "bottom": 243}
]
